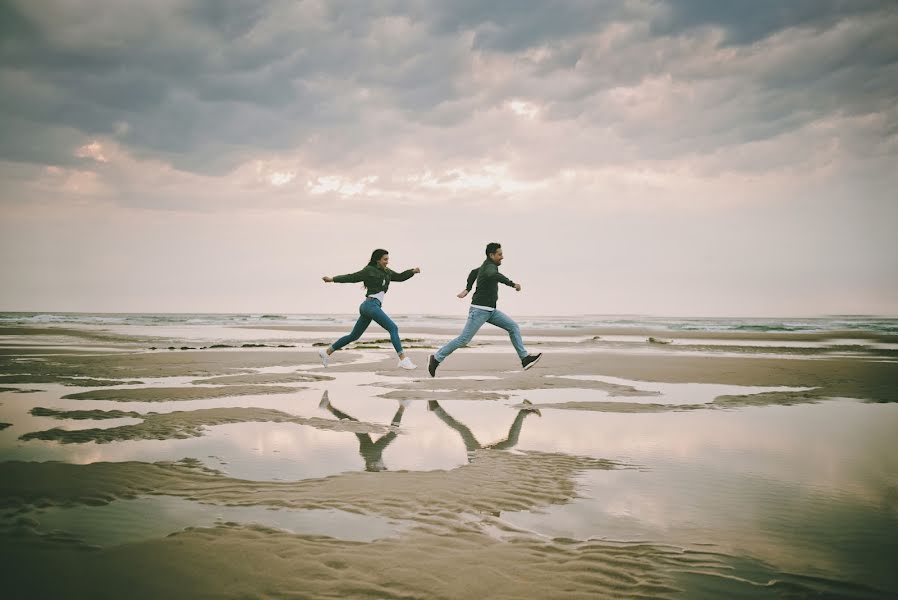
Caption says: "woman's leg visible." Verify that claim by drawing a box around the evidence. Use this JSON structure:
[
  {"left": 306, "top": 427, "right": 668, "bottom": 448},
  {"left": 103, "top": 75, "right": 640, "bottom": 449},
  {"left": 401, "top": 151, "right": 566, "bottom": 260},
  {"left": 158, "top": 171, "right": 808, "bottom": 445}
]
[
  {"left": 367, "top": 302, "right": 405, "bottom": 355},
  {"left": 330, "top": 305, "right": 372, "bottom": 352},
  {"left": 320, "top": 393, "right": 378, "bottom": 468}
]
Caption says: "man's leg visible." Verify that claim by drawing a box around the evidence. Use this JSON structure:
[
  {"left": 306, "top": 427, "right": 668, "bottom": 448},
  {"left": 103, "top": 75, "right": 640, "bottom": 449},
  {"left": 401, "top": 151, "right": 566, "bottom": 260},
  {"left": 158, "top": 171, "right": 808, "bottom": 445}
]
[
  {"left": 433, "top": 307, "right": 490, "bottom": 363},
  {"left": 486, "top": 402, "right": 541, "bottom": 450},
  {"left": 369, "top": 403, "right": 405, "bottom": 455},
  {"left": 487, "top": 309, "right": 528, "bottom": 360},
  {"left": 427, "top": 400, "right": 481, "bottom": 453}
]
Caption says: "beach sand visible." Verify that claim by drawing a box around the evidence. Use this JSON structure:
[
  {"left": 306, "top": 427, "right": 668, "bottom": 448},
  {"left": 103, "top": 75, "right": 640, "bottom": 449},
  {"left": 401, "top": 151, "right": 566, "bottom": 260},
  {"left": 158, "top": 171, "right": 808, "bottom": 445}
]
[{"left": 2, "top": 323, "right": 897, "bottom": 598}]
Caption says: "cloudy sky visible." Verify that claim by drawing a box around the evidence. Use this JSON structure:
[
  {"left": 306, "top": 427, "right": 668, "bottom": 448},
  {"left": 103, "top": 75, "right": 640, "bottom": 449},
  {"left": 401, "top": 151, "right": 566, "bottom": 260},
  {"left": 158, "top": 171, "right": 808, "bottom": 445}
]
[{"left": 1, "top": 0, "right": 896, "bottom": 317}]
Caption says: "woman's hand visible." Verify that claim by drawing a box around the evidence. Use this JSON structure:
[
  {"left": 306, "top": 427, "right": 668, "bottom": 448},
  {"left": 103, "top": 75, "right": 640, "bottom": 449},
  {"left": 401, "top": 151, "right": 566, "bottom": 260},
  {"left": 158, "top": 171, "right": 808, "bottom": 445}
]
[
  {"left": 413, "top": 267, "right": 421, "bottom": 273},
  {"left": 457, "top": 289, "right": 469, "bottom": 298},
  {"left": 322, "top": 276, "right": 333, "bottom": 283}
]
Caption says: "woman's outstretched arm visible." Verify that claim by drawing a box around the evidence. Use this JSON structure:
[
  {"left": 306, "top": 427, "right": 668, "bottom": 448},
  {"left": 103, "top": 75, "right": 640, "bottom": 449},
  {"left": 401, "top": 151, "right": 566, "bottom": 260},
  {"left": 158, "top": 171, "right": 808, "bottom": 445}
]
[
  {"left": 324, "top": 268, "right": 367, "bottom": 283},
  {"left": 388, "top": 267, "right": 420, "bottom": 282}
]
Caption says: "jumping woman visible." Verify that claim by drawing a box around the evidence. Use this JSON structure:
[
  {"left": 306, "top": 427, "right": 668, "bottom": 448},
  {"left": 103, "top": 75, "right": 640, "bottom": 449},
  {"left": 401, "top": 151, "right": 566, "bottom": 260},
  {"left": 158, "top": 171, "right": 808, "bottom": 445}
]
[{"left": 320, "top": 248, "right": 420, "bottom": 370}]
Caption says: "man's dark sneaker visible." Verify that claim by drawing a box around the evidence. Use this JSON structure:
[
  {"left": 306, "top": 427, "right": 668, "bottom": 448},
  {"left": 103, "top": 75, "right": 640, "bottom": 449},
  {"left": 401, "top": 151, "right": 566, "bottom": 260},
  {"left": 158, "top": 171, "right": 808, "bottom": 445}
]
[
  {"left": 428, "top": 354, "right": 439, "bottom": 377},
  {"left": 521, "top": 353, "right": 542, "bottom": 371}
]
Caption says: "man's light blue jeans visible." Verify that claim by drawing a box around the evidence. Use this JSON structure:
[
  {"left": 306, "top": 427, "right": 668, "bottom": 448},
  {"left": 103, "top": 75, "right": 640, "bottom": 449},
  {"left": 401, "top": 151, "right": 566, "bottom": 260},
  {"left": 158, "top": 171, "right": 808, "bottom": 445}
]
[{"left": 434, "top": 306, "right": 527, "bottom": 362}]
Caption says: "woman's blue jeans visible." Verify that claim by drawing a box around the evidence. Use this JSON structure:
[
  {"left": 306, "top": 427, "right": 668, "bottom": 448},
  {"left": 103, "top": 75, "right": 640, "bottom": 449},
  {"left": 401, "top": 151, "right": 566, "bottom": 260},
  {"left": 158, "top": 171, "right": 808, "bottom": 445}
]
[{"left": 331, "top": 298, "right": 403, "bottom": 354}]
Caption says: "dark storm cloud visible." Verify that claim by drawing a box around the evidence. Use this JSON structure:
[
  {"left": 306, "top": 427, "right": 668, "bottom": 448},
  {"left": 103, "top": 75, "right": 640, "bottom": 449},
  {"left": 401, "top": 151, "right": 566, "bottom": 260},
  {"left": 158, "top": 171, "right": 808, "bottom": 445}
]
[
  {"left": 418, "top": 0, "right": 891, "bottom": 54},
  {"left": 0, "top": 0, "right": 479, "bottom": 172},
  {"left": 179, "top": 0, "right": 269, "bottom": 39},
  {"left": 0, "top": 0, "right": 895, "bottom": 175},
  {"left": 651, "top": 0, "right": 891, "bottom": 45},
  {"left": 0, "top": 1, "right": 345, "bottom": 171},
  {"left": 423, "top": 0, "right": 623, "bottom": 52}
]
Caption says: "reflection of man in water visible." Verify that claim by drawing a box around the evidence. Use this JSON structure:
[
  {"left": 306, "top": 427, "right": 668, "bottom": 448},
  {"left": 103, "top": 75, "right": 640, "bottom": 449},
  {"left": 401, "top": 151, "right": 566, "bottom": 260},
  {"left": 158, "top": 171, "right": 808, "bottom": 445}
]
[
  {"left": 318, "top": 391, "right": 406, "bottom": 472},
  {"left": 427, "top": 399, "right": 541, "bottom": 459}
]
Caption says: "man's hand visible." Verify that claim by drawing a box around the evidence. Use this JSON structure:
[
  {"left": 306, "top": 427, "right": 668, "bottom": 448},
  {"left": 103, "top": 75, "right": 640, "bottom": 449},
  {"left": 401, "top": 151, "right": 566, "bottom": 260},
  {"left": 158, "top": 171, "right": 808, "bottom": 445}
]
[
  {"left": 514, "top": 283, "right": 522, "bottom": 292},
  {"left": 322, "top": 276, "right": 333, "bottom": 283},
  {"left": 457, "top": 289, "right": 469, "bottom": 299},
  {"left": 413, "top": 267, "right": 421, "bottom": 273}
]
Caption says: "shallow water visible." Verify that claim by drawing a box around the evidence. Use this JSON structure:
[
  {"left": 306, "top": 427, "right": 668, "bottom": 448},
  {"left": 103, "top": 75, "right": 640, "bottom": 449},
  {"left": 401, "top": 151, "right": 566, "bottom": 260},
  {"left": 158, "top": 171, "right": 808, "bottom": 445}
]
[
  {"left": 501, "top": 400, "right": 898, "bottom": 589},
  {"left": 2, "top": 325, "right": 897, "bottom": 598}
]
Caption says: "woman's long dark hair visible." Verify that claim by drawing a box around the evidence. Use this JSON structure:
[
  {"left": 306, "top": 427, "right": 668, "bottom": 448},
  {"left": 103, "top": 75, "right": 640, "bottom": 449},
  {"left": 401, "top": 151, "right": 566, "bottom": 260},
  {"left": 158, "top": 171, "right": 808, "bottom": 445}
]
[{"left": 368, "top": 248, "right": 389, "bottom": 267}]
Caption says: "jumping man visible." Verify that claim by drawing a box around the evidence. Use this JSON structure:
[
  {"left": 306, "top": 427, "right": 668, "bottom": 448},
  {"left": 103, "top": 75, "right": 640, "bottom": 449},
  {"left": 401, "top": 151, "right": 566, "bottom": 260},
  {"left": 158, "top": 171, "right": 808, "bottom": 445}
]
[{"left": 428, "top": 242, "right": 541, "bottom": 376}]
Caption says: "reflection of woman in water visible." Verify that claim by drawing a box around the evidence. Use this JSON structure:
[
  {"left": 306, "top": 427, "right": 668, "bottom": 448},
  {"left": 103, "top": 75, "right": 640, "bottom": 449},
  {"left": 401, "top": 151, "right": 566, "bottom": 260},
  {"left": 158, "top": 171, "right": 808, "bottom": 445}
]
[
  {"left": 318, "top": 391, "right": 407, "bottom": 472},
  {"left": 427, "top": 399, "right": 541, "bottom": 459}
]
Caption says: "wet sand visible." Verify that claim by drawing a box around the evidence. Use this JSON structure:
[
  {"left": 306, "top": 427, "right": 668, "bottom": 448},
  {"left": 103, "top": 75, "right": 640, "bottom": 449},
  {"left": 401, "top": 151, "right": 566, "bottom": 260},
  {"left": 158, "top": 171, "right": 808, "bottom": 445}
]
[{"left": 2, "top": 323, "right": 897, "bottom": 598}]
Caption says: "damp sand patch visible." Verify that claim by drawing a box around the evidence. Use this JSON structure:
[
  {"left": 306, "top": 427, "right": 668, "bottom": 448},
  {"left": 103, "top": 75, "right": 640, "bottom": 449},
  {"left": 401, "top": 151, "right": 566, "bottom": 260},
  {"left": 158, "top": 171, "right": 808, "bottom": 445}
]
[
  {"left": 514, "top": 401, "right": 705, "bottom": 414},
  {"left": 710, "top": 390, "right": 826, "bottom": 408},
  {"left": 3, "top": 494, "right": 860, "bottom": 599},
  {"left": 1, "top": 519, "right": 766, "bottom": 600},
  {"left": 3, "top": 349, "right": 345, "bottom": 382},
  {"left": 402, "top": 352, "right": 898, "bottom": 403},
  {"left": 0, "top": 450, "right": 620, "bottom": 520},
  {"left": 511, "top": 386, "right": 826, "bottom": 413},
  {"left": 378, "top": 389, "right": 511, "bottom": 401},
  {"left": 0, "top": 387, "right": 42, "bottom": 394},
  {"left": 31, "top": 407, "right": 139, "bottom": 420},
  {"left": 61, "top": 385, "right": 302, "bottom": 403},
  {"left": 190, "top": 373, "right": 333, "bottom": 385},
  {"left": 0, "top": 326, "right": 145, "bottom": 342},
  {"left": 542, "top": 376, "right": 818, "bottom": 406},
  {"left": 0, "top": 348, "right": 134, "bottom": 356},
  {"left": 0, "top": 375, "right": 142, "bottom": 387},
  {"left": 19, "top": 407, "right": 391, "bottom": 444},
  {"left": 511, "top": 397, "right": 828, "bottom": 413},
  {"left": 369, "top": 373, "right": 660, "bottom": 400},
  {"left": 1, "top": 386, "right": 44, "bottom": 394},
  {"left": 23, "top": 496, "right": 408, "bottom": 546}
]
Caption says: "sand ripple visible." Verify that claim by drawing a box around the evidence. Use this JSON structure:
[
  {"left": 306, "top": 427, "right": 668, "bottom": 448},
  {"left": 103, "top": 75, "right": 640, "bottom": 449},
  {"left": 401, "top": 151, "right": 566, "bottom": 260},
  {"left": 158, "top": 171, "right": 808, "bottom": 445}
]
[
  {"left": 21, "top": 407, "right": 391, "bottom": 444},
  {"left": 61, "top": 385, "right": 302, "bottom": 402}
]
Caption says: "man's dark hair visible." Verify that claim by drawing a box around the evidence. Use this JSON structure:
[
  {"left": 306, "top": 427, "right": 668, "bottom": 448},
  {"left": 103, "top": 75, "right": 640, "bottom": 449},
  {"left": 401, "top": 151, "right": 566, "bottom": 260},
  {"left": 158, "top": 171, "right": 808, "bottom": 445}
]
[{"left": 485, "top": 242, "right": 501, "bottom": 257}]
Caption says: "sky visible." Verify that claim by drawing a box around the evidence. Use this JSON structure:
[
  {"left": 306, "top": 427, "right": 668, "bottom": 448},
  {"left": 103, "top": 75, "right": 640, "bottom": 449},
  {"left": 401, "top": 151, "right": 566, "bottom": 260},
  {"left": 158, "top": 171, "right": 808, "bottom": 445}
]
[{"left": 1, "top": 0, "right": 896, "bottom": 317}]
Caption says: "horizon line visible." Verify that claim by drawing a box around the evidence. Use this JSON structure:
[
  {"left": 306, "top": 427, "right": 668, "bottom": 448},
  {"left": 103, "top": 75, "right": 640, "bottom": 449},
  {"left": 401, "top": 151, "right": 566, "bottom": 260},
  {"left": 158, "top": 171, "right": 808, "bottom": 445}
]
[{"left": 1, "top": 310, "right": 896, "bottom": 320}]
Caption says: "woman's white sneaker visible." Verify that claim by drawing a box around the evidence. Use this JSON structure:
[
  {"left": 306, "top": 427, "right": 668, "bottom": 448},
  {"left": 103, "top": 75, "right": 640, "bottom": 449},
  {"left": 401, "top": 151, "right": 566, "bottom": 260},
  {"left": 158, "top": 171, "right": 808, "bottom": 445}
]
[
  {"left": 318, "top": 348, "right": 329, "bottom": 367},
  {"left": 398, "top": 357, "right": 417, "bottom": 370}
]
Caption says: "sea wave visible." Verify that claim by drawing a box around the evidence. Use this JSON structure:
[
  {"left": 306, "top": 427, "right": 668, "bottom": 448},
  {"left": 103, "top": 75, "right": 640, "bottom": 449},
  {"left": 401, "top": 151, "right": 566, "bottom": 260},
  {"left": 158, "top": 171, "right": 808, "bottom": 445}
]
[{"left": 1, "top": 312, "right": 895, "bottom": 334}]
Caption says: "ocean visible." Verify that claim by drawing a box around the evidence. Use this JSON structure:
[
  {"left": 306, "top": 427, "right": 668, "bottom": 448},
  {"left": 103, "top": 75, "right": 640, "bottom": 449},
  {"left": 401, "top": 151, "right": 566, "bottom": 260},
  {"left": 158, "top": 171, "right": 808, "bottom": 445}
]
[{"left": 2, "top": 312, "right": 897, "bottom": 334}]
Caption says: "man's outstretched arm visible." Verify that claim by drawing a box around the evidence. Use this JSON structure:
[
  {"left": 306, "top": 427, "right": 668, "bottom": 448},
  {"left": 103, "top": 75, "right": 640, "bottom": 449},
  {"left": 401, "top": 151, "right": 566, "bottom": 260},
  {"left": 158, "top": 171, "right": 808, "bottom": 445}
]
[
  {"left": 466, "top": 268, "right": 478, "bottom": 291},
  {"left": 483, "top": 262, "right": 517, "bottom": 288},
  {"left": 458, "top": 268, "right": 479, "bottom": 298}
]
